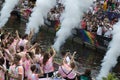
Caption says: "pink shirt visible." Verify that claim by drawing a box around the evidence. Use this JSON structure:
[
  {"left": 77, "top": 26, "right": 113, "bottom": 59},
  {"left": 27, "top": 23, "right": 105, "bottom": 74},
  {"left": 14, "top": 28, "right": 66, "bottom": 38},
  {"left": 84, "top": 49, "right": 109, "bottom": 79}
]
[
  {"left": 18, "top": 39, "right": 28, "bottom": 49},
  {"left": 4, "top": 49, "right": 11, "bottom": 61},
  {"left": 39, "top": 56, "right": 43, "bottom": 66},
  {"left": 43, "top": 57, "right": 54, "bottom": 73},
  {"left": 58, "top": 64, "right": 76, "bottom": 79},
  {"left": 35, "top": 54, "right": 41, "bottom": 62},
  {"left": 23, "top": 60, "right": 31, "bottom": 77},
  {"left": 13, "top": 39, "right": 18, "bottom": 45},
  {"left": 9, "top": 43, "right": 16, "bottom": 55},
  {"left": 9, "top": 64, "right": 16, "bottom": 80},
  {"left": 18, "top": 51, "right": 27, "bottom": 63}
]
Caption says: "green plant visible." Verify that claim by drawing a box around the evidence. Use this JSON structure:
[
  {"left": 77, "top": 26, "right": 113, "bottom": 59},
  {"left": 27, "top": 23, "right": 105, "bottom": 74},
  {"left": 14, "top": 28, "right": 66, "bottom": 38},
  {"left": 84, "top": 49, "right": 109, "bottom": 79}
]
[{"left": 102, "top": 73, "right": 119, "bottom": 80}]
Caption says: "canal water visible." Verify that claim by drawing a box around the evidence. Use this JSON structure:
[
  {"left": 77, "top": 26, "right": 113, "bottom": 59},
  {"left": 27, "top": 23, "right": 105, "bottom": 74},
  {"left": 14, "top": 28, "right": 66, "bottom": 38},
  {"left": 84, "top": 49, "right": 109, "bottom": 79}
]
[{"left": 4, "top": 15, "right": 120, "bottom": 79}]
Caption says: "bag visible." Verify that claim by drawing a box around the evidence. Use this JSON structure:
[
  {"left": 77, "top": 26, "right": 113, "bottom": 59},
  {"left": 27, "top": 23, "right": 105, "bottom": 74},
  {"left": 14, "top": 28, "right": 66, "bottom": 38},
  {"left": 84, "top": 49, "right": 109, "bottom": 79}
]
[{"left": 80, "top": 75, "right": 89, "bottom": 80}]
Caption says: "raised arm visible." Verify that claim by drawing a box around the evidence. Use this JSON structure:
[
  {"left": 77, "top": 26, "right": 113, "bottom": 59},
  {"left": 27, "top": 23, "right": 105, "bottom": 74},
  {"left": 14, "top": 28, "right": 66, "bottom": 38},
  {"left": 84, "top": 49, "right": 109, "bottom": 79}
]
[
  {"left": 27, "top": 43, "right": 38, "bottom": 52},
  {"left": 51, "top": 46, "right": 56, "bottom": 58},
  {"left": 15, "top": 30, "right": 20, "bottom": 40},
  {"left": 3, "top": 48, "right": 14, "bottom": 62},
  {"left": 26, "top": 53, "right": 34, "bottom": 64},
  {"left": 3, "top": 32, "right": 10, "bottom": 43},
  {"left": 71, "top": 51, "right": 76, "bottom": 62},
  {"left": 28, "top": 29, "right": 34, "bottom": 41},
  {"left": 0, "top": 51, "right": 3, "bottom": 57}
]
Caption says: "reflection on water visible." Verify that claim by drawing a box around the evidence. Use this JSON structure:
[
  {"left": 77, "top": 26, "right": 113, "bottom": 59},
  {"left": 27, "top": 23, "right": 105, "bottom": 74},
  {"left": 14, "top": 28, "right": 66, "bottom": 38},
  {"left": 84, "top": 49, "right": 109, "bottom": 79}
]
[
  {"left": 4, "top": 18, "right": 24, "bottom": 33},
  {"left": 4, "top": 16, "right": 120, "bottom": 78}
]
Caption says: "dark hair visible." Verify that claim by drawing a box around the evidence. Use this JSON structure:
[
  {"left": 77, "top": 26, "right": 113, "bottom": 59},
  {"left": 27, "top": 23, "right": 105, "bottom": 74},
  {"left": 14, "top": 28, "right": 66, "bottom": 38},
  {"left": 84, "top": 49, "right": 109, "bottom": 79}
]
[
  {"left": 31, "top": 64, "right": 36, "bottom": 72},
  {"left": 22, "top": 34, "right": 28, "bottom": 39},
  {"left": 8, "top": 37, "right": 14, "bottom": 44},
  {"left": 50, "top": 49, "right": 54, "bottom": 56},
  {"left": 43, "top": 52, "right": 50, "bottom": 65},
  {"left": 0, "top": 57, "right": 5, "bottom": 66},
  {"left": 1, "top": 42, "right": 5, "bottom": 48},
  {"left": 40, "top": 50, "right": 45, "bottom": 56},
  {"left": 1, "top": 34, "right": 5, "bottom": 40},
  {"left": 70, "top": 62, "right": 75, "bottom": 69},
  {"left": 28, "top": 52, "right": 34, "bottom": 59},
  {"left": 3, "top": 42, "right": 10, "bottom": 49},
  {"left": 19, "top": 46, "right": 24, "bottom": 51},
  {"left": 61, "top": 51, "right": 66, "bottom": 57},
  {"left": 84, "top": 69, "right": 91, "bottom": 76},
  {"left": 35, "top": 45, "right": 40, "bottom": 54}
]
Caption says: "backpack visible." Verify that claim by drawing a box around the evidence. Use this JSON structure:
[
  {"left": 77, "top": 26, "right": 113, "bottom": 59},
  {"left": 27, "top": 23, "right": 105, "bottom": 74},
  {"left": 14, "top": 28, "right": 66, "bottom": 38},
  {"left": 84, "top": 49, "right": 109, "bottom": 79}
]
[{"left": 80, "top": 75, "right": 89, "bottom": 80}]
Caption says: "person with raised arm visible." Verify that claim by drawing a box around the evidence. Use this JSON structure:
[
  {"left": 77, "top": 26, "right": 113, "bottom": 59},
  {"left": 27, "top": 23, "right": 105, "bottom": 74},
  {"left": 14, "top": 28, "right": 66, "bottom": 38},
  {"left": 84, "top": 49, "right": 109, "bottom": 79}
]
[
  {"left": 0, "top": 54, "right": 24, "bottom": 80},
  {"left": 17, "top": 29, "right": 34, "bottom": 51},
  {"left": 58, "top": 51, "right": 78, "bottom": 80},
  {"left": 42, "top": 46, "right": 56, "bottom": 78},
  {"left": 28, "top": 64, "right": 43, "bottom": 80}
]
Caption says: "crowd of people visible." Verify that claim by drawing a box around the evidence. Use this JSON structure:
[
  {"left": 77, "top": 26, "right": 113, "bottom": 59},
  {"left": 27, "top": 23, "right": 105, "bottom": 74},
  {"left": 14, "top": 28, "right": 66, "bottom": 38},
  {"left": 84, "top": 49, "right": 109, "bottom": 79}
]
[
  {"left": 17, "top": 0, "right": 35, "bottom": 19},
  {"left": 81, "top": 0, "right": 120, "bottom": 38},
  {"left": 14, "top": 0, "right": 120, "bottom": 39},
  {"left": 36, "top": 0, "right": 120, "bottom": 39},
  {"left": 0, "top": 0, "right": 120, "bottom": 80},
  {"left": 0, "top": 29, "right": 92, "bottom": 80}
]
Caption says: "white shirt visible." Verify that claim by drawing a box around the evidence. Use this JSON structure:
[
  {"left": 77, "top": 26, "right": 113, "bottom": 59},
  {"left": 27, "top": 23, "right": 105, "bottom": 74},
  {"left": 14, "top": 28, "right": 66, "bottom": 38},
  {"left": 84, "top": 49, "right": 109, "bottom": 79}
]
[
  {"left": 66, "top": 56, "right": 71, "bottom": 65},
  {"left": 97, "top": 25, "right": 103, "bottom": 36},
  {"left": 116, "top": 0, "right": 120, "bottom": 2},
  {"left": 104, "top": 28, "right": 112, "bottom": 38}
]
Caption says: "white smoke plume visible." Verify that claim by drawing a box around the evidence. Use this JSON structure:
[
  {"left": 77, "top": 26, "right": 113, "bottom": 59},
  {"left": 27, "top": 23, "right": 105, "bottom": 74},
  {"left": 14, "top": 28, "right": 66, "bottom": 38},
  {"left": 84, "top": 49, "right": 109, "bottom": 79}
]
[
  {"left": 25, "top": 0, "right": 56, "bottom": 34},
  {"left": 97, "top": 21, "right": 120, "bottom": 80},
  {"left": 53, "top": 0, "right": 93, "bottom": 52},
  {"left": 0, "top": 0, "right": 19, "bottom": 28}
]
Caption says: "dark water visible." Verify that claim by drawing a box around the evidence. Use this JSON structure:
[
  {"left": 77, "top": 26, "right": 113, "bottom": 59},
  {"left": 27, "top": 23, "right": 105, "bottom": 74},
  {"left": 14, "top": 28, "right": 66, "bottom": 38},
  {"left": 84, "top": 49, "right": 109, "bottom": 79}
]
[{"left": 4, "top": 16, "right": 120, "bottom": 79}]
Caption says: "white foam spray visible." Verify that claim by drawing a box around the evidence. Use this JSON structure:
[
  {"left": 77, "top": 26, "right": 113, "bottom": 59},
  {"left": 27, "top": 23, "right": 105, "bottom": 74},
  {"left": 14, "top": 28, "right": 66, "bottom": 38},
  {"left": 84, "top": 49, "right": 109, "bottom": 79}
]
[
  {"left": 25, "top": 0, "right": 56, "bottom": 34},
  {"left": 53, "top": 0, "right": 93, "bottom": 52},
  {"left": 97, "top": 21, "right": 120, "bottom": 80},
  {"left": 0, "top": 0, "right": 19, "bottom": 28}
]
